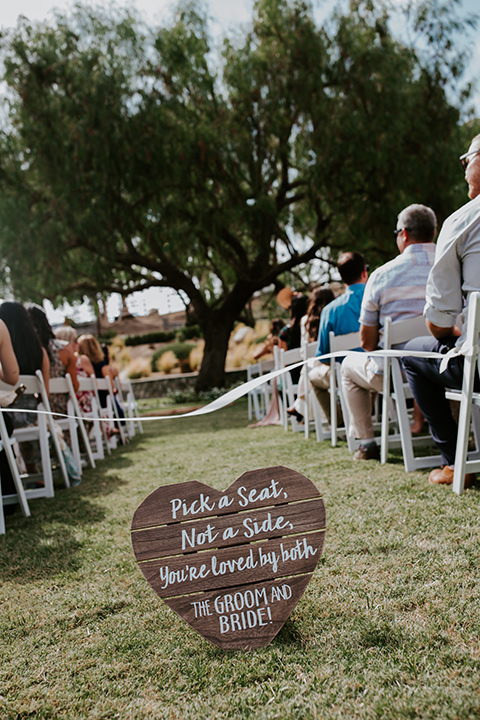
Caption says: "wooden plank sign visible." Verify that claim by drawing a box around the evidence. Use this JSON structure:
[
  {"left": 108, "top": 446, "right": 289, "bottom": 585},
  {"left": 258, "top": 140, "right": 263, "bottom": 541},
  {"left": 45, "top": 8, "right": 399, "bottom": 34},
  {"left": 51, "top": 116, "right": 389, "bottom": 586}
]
[{"left": 131, "top": 465, "right": 326, "bottom": 650}]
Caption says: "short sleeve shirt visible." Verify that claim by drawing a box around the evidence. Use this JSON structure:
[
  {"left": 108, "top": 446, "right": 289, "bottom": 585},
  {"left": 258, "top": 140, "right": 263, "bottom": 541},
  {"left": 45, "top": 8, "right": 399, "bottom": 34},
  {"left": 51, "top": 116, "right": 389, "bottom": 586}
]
[
  {"left": 360, "top": 242, "right": 435, "bottom": 373},
  {"left": 361, "top": 243, "right": 435, "bottom": 340},
  {"left": 316, "top": 283, "right": 365, "bottom": 361},
  {"left": 424, "top": 194, "right": 480, "bottom": 345}
]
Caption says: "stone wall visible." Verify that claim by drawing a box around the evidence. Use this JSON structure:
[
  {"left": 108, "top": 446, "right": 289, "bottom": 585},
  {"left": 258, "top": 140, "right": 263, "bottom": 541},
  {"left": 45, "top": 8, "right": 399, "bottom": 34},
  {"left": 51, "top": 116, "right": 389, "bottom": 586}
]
[{"left": 130, "top": 369, "right": 248, "bottom": 398}]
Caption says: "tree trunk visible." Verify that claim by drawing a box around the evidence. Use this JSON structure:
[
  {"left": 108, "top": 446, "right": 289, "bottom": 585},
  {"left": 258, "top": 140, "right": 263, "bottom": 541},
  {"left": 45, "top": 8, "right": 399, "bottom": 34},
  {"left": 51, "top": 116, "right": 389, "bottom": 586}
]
[{"left": 195, "top": 314, "right": 235, "bottom": 391}]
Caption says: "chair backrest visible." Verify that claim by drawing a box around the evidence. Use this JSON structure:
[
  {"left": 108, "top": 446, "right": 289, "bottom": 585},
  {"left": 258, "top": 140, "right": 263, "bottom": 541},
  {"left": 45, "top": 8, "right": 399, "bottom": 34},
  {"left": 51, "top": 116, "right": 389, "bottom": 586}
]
[
  {"left": 383, "top": 315, "right": 428, "bottom": 349},
  {"left": 49, "top": 374, "right": 96, "bottom": 469},
  {"left": 303, "top": 340, "right": 318, "bottom": 360},
  {"left": 329, "top": 330, "right": 361, "bottom": 354},
  {"left": 76, "top": 375, "right": 112, "bottom": 456},
  {"left": 95, "top": 375, "right": 127, "bottom": 445},
  {"left": 279, "top": 346, "right": 303, "bottom": 365},
  {"left": 259, "top": 358, "right": 275, "bottom": 373},
  {"left": 247, "top": 362, "right": 261, "bottom": 382},
  {"left": 380, "top": 314, "right": 429, "bottom": 467}
]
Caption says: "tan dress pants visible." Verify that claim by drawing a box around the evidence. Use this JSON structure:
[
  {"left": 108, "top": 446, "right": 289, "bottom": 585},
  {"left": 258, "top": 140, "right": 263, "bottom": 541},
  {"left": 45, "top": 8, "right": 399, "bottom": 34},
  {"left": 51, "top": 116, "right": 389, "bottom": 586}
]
[
  {"left": 308, "top": 362, "right": 332, "bottom": 423},
  {"left": 341, "top": 353, "right": 384, "bottom": 439}
]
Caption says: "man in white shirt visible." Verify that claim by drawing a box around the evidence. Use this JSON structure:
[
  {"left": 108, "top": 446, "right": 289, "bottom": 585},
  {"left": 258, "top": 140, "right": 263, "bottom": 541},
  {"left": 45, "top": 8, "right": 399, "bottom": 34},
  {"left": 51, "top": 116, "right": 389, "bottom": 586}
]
[
  {"left": 403, "top": 133, "right": 480, "bottom": 486},
  {"left": 341, "top": 204, "right": 437, "bottom": 460}
]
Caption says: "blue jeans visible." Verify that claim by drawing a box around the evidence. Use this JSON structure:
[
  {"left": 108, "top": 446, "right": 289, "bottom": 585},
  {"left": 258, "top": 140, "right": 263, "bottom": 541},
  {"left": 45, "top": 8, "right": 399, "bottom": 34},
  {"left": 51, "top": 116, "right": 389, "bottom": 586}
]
[{"left": 402, "top": 336, "right": 479, "bottom": 466}]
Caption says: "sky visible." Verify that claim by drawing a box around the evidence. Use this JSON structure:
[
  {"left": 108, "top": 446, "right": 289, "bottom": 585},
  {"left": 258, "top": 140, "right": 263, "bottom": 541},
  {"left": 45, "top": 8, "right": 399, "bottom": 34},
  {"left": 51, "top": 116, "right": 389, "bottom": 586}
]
[{"left": 1, "top": 0, "right": 479, "bottom": 324}]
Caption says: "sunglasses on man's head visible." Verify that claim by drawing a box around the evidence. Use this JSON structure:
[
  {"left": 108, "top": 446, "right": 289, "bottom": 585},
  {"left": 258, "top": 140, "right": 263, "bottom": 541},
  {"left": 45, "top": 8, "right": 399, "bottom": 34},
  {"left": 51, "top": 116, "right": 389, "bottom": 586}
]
[{"left": 459, "top": 148, "right": 480, "bottom": 170}]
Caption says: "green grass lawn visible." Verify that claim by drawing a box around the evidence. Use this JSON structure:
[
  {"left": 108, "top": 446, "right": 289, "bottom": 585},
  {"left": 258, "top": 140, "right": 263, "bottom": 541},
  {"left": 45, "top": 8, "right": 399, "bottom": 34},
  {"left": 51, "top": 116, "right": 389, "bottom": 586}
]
[{"left": 1, "top": 400, "right": 480, "bottom": 719}]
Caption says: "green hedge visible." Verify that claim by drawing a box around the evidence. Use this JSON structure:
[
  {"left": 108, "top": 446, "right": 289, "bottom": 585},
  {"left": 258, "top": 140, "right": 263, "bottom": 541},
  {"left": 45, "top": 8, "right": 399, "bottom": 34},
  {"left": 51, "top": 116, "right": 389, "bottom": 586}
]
[
  {"left": 125, "top": 324, "right": 202, "bottom": 346},
  {"left": 125, "top": 330, "right": 176, "bottom": 346}
]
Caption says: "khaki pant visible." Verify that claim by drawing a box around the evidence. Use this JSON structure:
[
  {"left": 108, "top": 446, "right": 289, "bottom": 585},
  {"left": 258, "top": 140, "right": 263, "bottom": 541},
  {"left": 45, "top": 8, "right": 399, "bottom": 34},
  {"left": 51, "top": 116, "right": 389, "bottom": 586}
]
[
  {"left": 309, "top": 362, "right": 332, "bottom": 423},
  {"left": 341, "top": 354, "right": 383, "bottom": 439}
]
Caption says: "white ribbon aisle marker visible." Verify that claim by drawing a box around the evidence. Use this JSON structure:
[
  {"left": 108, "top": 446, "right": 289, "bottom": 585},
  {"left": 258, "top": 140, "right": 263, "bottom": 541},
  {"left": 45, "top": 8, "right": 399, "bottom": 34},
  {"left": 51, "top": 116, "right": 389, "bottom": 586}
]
[{"left": 4, "top": 343, "right": 461, "bottom": 426}]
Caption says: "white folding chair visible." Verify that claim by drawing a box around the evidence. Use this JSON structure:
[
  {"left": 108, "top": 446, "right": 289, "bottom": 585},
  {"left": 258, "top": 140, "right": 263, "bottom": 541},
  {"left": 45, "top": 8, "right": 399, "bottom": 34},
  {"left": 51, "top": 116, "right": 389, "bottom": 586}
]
[
  {"left": 49, "top": 374, "right": 96, "bottom": 473},
  {"left": 34, "top": 370, "right": 71, "bottom": 489},
  {"left": 247, "top": 361, "right": 261, "bottom": 421},
  {"left": 302, "top": 339, "right": 330, "bottom": 442},
  {"left": 7, "top": 372, "right": 69, "bottom": 496},
  {"left": 115, "top": 377, "right": 144, "bottom": 437},
  {"left": 247, "top": 361, "right": 268, "bottom": 421},
  {"left": 329, "top": 330, "right": 362, "bottom": 449},
  {"left": 381, "top": 315, "right": 442, "bottom": 471},
  {"left": 276, "top": 346, "right": 304, "bottom": 432},
  {"left": 445, "top": 292, "right": 480, "bottom": 494},
  {"left": 95, "top": 376, "right": 128, "bottom": 446},
  {"left": 76, "top": 376, "right": 111, "bottom": 459},
  {"left": 0, "top": 406, "right": 31, "bottom": 535}
]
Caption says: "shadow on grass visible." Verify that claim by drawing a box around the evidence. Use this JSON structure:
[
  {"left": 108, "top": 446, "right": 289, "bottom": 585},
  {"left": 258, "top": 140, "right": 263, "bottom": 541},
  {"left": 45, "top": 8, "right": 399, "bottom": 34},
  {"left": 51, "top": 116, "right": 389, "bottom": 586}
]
[
  {"left": 139, "top": 404, "right": 257, "bottom": 439},
  {"left": 0, "top": 469, "right": 128, "bottom": 582},
  {"left": 272, "top": 617, "right": 306, "bottom": 647}
]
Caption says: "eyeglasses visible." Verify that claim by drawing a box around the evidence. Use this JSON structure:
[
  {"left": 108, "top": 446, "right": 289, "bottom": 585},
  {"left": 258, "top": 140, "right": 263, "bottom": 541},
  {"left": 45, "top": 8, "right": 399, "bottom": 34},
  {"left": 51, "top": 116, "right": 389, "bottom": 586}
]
[
  {"left": 394, "top": 228, "right": 410, "bottom": 238},
  {"left": 459, "top": 149, "right": 480, "bottom": 170}
]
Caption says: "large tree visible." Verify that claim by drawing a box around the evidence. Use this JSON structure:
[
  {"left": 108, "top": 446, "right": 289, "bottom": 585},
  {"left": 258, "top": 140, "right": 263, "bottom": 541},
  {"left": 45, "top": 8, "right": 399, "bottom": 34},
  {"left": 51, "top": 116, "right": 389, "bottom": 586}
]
[{"left": 0, "top": 0, "right": 474, "bottom": 388}]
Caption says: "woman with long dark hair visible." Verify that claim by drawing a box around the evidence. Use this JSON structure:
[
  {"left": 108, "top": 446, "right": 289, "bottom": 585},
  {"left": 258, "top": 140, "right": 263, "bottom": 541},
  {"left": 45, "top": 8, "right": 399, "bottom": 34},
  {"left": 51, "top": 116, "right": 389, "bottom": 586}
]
[
  {"left": 27, "top": 304, "right": 81, "bottom": 484},
  {"left": 0, "top": 317, "right": 20, "bottom": 500},
  {"left": 0, "top": 302, "right": 46, "bottom": 380},
  {"left": 0, "top": 301, "right": 48, "bottom": 480},
  {"left": 278, "top": 294, "right": 310, "bottom": 352},
  {"left": 27, "top": 304, "right": 78, "bottom": 416}
]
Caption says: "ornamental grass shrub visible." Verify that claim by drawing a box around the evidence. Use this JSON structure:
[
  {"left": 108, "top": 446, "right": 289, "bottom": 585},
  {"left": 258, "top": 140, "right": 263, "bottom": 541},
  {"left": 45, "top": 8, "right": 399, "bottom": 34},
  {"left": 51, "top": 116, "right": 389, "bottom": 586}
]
[
  {"left": 126, "top": 357, "right": 151, "bottom": 379},
  {"left": 151, "top": 342, "right": 196, "bottom": 373},
  {"left": 156, "top": 350, "right": 178, "bottom": 374}
]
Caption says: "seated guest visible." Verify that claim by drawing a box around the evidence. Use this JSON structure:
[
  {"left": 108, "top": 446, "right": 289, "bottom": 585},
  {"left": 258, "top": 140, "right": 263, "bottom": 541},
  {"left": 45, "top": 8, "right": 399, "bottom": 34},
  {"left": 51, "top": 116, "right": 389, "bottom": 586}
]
[
  {"left": 27, "top": 305, "right": 79, "bottom": 412},
  {"left": 287, "top": 286, "right": 335, "bottom": 422},
  {"left": 27, "top": 304, "right": 81, "bottom": 484},
  {"left": 0, "top": 301, "right": 49, "bottom": 475},
  {"left": 78, "top": 335, "right": 125, "bottom": 434},
  {"left": 308, "top": 251, "right": 368, "bottom": 422},
  {"left": 253, "top": 319, "right": 285, "bottom": 360},
  {"left": 341, "top": 204, "right": 437, "bottom": 460},
  {"left": 402, "top": 132, "right": 480, "bottom": 486},
  {"left": 278, "top": 293, "right": 309, "bottom": 386},
  {"left": 55, "top": 326, "right": 95, "bottom": 414},
  {"left": 0, "top": 319, "right": 19, "bottom": 386},
  {"left": 0, "top": 318, "right": 20, "bottom": 499},
  {"left": 77, "top": 334, "right": 112, "bottom": 408}
]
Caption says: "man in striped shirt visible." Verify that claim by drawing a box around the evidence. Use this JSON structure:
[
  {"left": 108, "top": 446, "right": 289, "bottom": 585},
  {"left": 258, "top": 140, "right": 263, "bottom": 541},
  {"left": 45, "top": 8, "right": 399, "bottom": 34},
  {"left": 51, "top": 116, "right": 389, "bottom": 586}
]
[{"left": 341, "top": 204, "right": 437, "bottom": 460}]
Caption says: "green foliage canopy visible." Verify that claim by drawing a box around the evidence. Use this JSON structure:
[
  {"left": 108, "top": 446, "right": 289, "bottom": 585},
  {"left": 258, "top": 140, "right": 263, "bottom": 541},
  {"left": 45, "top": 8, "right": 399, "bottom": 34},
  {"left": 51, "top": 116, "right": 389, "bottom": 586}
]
[{"left": 0, "top": 0, "right": 475, "bottom": 387}]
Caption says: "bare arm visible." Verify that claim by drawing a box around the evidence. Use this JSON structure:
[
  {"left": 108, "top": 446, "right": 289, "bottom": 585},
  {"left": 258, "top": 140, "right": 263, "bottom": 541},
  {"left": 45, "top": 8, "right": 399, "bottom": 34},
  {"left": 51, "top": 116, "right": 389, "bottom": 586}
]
[
  {"left": 101, "top": 363, "right": 116, "bottom": 384},
  {"left": 58, "top": 346, "right": 79, "bottom": 392},
  {"left": 0, "top": 319, "right": 19, "bottom": 385},
  {"left": 80, "top": 354, "right": 95, "bottom": 377},
  {"left": 253, "top": 337, "right": 275, "bottom": 360},
  {"left": 360, "top": 324, "right": 379, "bottom": 352},
  {"left": 41, "top": 348, "right": 50, "bottom": 396},
  {"left": 426, "top": 320, "right": 461, "bottom": 339}
]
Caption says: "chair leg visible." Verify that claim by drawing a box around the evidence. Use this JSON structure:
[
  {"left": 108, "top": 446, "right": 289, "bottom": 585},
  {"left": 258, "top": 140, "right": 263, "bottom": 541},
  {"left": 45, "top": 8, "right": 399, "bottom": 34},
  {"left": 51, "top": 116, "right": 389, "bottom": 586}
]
[
  {"left": 380, "top": 360, "right": 391, "bottom": 465},
  {"left": 68, "top": 418, "right": 82, "bottom": 477},
  {"left": 38, "top": 414, "right": 56, "bottom": 497},
  {"left": 453, "top": 396, "right": 473, "bottom": 494},
  {"left": 0, "top": 411, "right": 31, "bottom": 522}
]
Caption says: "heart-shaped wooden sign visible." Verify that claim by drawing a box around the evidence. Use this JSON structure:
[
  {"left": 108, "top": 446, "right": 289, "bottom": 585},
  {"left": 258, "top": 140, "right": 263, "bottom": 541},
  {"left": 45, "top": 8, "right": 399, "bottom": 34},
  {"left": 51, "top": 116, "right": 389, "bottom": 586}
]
[{"left": 131, "top": 465, "right": 326, "bottom": 650}]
